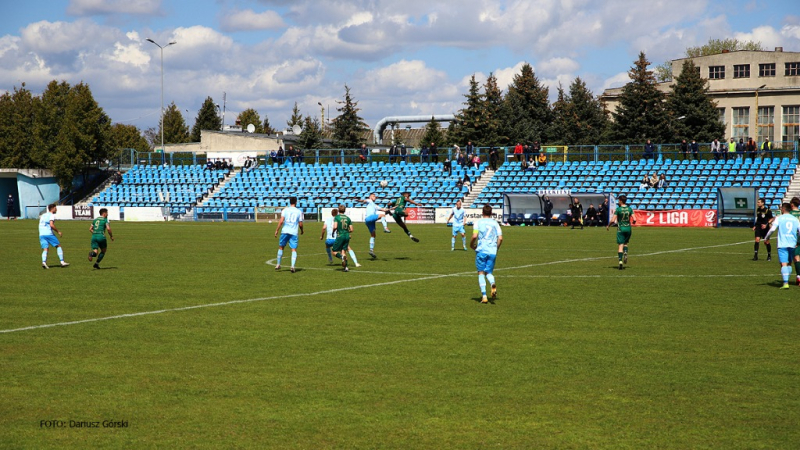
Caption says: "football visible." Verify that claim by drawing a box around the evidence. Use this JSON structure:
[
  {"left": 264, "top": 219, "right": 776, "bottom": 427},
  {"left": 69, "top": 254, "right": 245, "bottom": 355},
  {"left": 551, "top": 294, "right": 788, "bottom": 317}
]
[{"left": 380, "top": 180, "right": 388, "bottom": 187}]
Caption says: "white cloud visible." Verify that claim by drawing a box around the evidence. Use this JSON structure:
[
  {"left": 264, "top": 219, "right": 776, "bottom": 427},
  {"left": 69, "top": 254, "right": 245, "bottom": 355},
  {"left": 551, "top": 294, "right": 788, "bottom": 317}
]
[
  {"left": 67, "top": 0, "right": 162, "bottom": 16},
  {"left": 538, "top": 58, "right": 580, "bottom": 78},
  {"left": 603, "top": 71, "right": 630, "bottom": 90},
  {"left": 220, "top": 9, "right": 285, "bottom": 32}
]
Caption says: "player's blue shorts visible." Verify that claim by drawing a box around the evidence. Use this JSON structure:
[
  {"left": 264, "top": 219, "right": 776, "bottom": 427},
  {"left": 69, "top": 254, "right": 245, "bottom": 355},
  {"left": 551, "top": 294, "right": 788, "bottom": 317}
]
[
  {"left": 325, "top": 238, "right": 335, "bottom": 247},
  {"left": 365, "top": 214, "right": 379, "bottom": 234},
  {"left": 39, "top": 235, "right": 59, "bottom": 249},
  {"left": 452, "top": 224, "right": 465, "bottom": 235},
  {"left": 475, "top": 252, "right": 497, "bottom": 273},
  {"left": 778, "top": 247, "right": 796, "bottom": 264},
  {"left": 279, "top": 233, "right": 298, "bottom": 249}
]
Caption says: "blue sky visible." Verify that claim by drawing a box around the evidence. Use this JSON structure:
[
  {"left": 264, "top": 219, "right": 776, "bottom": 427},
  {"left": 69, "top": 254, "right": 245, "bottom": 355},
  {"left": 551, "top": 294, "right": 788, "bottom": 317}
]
[{"left": 1, "top": 0, "right": 798, "bottom": 132}]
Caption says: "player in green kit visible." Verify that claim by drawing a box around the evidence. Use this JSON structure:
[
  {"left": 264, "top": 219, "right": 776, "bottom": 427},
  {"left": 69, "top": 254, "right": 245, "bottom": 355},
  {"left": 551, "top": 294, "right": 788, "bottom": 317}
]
[
  {"left": 332, "top": 204, "right": 353, "bottom": 272},
  {"left": 387, "top": 191, "right": 422, "bottom": 242},
  {"left": 606, "top": 194, "right": 635, "bottom": 270},
  {"left": 88, "top": 208, "right": 114, "bottom": 269}
]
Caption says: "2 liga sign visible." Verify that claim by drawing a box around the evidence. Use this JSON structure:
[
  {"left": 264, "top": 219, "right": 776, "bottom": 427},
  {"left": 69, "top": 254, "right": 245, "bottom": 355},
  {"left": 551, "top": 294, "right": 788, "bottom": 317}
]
[{"left": 633, "top": 209, "right": 717, "bottom": 227}]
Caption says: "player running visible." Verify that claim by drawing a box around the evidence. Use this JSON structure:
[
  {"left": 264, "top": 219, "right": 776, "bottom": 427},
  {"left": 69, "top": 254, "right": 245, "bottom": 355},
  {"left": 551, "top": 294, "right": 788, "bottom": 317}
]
[
  {"left": 88, "top": 208, "right": 114, "bottom": 269},
  {"left": 790, "top": 198, "right": 800, "bottom": 284},
  {"left": 763, "top": 202, "right": 800, "bottom": 289},
  {"left": 39, "top": 203, "right": 69, "bottom": 269},
  {"left": 332, "top": 204, "right": 353, "bottom": 272},
  {"left": 321, "top": 208, "right": 338, "bottom": 264},
  {"left": 357, "top": 193, "right": 391, "bottom": 258},
  {"left": 274, "top": 196, "right": 304, "bottom": 273},
  {"left": 471, "top": 205, "right": 503, "bottom": 304},
  {"left": 753, "top": 198, "right": 773, "bottom": 261},
  {"left": 387, "top": 191, "right": 422, "bottom": 242},
  {"left": 447, "top": 199, "right": 467, "bottom": 251},
  {"left": 606, "top": 194, "right": 636, "bottom": 270}
]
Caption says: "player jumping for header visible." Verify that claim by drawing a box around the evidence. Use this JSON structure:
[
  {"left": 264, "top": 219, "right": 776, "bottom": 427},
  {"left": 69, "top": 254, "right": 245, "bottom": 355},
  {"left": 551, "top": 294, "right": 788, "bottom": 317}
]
[
  {"left": 387, "top": 191, "right": 422, "bottom": 242},
  {"left": 357, "top": 193, "right": 391, "bottom": 258}
]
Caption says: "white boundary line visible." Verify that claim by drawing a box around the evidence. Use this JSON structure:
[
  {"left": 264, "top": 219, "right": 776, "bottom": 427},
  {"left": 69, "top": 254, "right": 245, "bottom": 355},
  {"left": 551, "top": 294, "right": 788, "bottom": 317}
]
[{"left": 1, "top": 240, "right": 752, "bottom": 335}]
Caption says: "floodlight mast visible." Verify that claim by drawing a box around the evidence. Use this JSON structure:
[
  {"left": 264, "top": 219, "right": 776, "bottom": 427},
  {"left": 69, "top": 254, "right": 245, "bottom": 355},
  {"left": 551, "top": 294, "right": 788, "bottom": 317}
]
[{"left": 146, "top": 39, "right": 176, "bottom": 162}]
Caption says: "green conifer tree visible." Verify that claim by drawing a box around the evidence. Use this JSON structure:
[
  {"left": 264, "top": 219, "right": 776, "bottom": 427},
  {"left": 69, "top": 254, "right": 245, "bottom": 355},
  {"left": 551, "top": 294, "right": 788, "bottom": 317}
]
[{"left": 666, "top": 60, "right": 726, "bottom": 143}]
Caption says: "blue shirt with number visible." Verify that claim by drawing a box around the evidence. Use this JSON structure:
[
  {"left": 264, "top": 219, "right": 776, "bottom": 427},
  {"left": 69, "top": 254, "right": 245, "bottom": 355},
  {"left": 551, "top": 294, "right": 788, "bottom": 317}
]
[{"left": 772, "top": 213, "right": 800, "bottom": 248}]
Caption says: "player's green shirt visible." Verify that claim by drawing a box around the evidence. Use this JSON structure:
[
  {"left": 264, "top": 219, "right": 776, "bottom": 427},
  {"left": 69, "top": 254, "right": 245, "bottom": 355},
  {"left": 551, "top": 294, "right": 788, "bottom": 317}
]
[
  {"left": 334, "top": 214, "right": 352, "bottom": 239},
  {"left": 91, "top": 217, "right": 108, "bottom": 237},
  {"left": 791, "top": 209, "right": 800, "bottom": 219},
  {"left": 393, "top": 196, "right": 408, "bottom": 213},
  {"left": 614, "top": 205, "right": 633, "bottom": 231}
]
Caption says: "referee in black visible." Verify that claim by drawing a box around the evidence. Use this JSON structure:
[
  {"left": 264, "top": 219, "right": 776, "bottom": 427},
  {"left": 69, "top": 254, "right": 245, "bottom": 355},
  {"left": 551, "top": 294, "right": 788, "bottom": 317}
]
[{"left": 753, "top": 198, "right": 773, "bottom": 261}]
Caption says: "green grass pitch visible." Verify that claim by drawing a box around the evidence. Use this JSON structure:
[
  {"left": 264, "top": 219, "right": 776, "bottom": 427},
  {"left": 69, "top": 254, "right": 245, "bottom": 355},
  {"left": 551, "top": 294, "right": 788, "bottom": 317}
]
[{"left": 1, "top": 220, "right": 799, "bottom": 449}]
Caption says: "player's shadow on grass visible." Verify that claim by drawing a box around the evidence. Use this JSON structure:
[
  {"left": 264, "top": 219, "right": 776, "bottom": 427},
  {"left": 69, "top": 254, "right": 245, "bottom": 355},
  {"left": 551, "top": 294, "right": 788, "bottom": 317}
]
[
  {"left": 471, "top": 297, "right": 495, "bottom": 305},
  {"left": 392, "top": 256, "right": 411, "bottom": 261},
  {"left": 93, "top": 266, "right": 118, "bottom": 270},
  {"left": 764, "top": 280, "right": 786, "bottom": 287}
]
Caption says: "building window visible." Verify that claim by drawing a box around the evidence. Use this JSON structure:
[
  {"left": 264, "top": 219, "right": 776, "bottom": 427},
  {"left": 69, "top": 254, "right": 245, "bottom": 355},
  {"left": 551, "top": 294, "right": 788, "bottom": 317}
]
[
  {"left": 733, "top": 64, "right": 750, "bottom": 78},
  {"left": 733, "top": 107, "right": 749, "bottom": 139},
  {"left": 757, "top": 106, "right": 774, "bottom": 143},
  {"left": 786, "top": 62, "right": 800, "bottom": 76},
  {"left": 783, "top": 106, "right": 800, "bottom": 142},
  {"left": 717, "top": 108, "right": 726, "bottom": 125},
  {"left": 759, "top": 63, "right": 776, "bottom": 77},
  {"left": 708, "top": 66, "right": 725, "bottom": 79}
]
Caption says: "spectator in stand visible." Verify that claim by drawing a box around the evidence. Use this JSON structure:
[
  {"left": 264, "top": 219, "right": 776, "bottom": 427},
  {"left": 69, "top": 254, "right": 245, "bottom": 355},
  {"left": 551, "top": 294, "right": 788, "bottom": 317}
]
[
  {"left": 463, "top": 174, "right": 471, "bottom": 190},
  {"left": 656, "top": 174, "right": 668, "bottom": 190},
  {"left": 711, "top": 138, "right": 721, "bottom": 161},
  {"left": 680, "top": 139, "right": 689, "bottom": 160},
  {"left": 270, "top": 150, "right": 278, "bottom": 164},
  {"left": 761, "top": 138, "right": 772, "bottom": 157},
  {"left": 472, "top": 153, "right": 481, "bottom": 169},
  {"left": 736, "top": 138, "right": 746, "bottom": 159},
  {"left": 443, "top": 158, "right": 452, "bottom": 175},
  {"left": 598, "top": 198, "right": 609, "bottom": 226},
  {"left": 727, "top": 138, "right": 736, "bottom": 161},
  {"left": 456, "top": 150, "right": 465, "bottom": 167},
  {"left": 295, "top": 146, "right": 304, "bottom": 163},
  {"left": 456, "top": 178, "right": 463, "bottom": 188},
  {"left": 537, "top": 152, "right": 547, "bottom": 167},
  {"left": 523, "top": 144, "right": 531, "bottom": 161},
  {"left": 584, "top": 203, "right": 599, "bottom": 227},
  {"left": 7, "top": 194, "right": 15, "bottom": 220},
  {"left": 400, "top": 144, "right": 408, "bottom": 163},
  {"left": 747, "top": 137, "right": 757, "bottom": 160},
  {"left": 285, "top": 146, "right": 295, "bottom": 164},
  {"left": 430, "top": 142, "right": 439, "bottom": 163},
  {"left": 114, "top": 171, "right": 123, "bottom": 184},
  {"left": 277, "top": 146, "right": 285, "bottom": 164},
  {"left": 205, "top": 159, "right": 213, "bottom": 170},
  {"left": 639, "top": 173, "right": 651, "bottom": 190},
  {"left": 519, "top": 157, "right": 528, "bottom": 171},
  {"left": 542, "top": 195, "right": 554, "bottom": 226},
  {"left": 532, "top": 141, "right": 541, "bottom": 157},
  {"left": 514, "top": 142, "right": 524, "bottom": 162},
  {"left": 419, "top": 144, "right": 428, "bottom": 163},
  {"left": 527, "top": 156, "right": 537, "bottom": 171},
  {"left": 465, "top": 141, "right": 475, "bottom": 159},
  {"left": 643, "top": 139, "right": 656, "bottom": 160},
  {"left": 649, "top": 172, "right": 659, "bottom": 188},
  {"left": 489, "top": 146, "right": 499, "bottom": 171},
  {"left": 690, "top": 139, "right": 700, "bottom": 160},
  {"left": 359, "top": 144, "right": 369, "bottom": 163}
]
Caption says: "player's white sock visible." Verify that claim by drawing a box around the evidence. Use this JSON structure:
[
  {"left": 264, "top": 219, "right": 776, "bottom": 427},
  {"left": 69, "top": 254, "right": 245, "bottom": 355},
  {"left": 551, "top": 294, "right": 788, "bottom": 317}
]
[
  {"left": 478, "top": 274, "right": 486, "bottom": 296},
  {"left": 451, "top": 237, "right": 455, "bottom": 249},
  {"left": 462, "top": 236, "right": 466, "bottom": 248},
  {"left": 42, "top": 250, "right": 47, "bottom": 263},
  {"left": 348, "top": 249, "right": 358, "bottom": 265},
  {"left": 781, "top": 265, "right": 791, "bottom": 284},
  {"left": 369, "top": 237, "right": 375, "bottom": 252},
  {"left": 56, "top": 247, "right": 64, "bottom": 262},
  {"left": 291, "top": 251, "right": 297, "bottom": 268},
  {"left": 276, "top": 249, "right": 283, "bottom": 266},
  {"left": 486, "top": 273, "right": 495, "bottom": 286},
  {"left": 381, "top": 216, "right": 388, "bottom": 228}
]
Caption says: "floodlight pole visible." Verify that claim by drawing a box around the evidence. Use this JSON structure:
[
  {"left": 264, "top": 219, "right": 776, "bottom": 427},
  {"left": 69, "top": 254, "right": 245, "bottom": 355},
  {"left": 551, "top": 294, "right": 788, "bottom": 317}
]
[
  {"left": 754, "top": 84, "right": 766, "bottom": 143},
  {"left": 146, "top": 38, "right": 176, "bottom": 163}
]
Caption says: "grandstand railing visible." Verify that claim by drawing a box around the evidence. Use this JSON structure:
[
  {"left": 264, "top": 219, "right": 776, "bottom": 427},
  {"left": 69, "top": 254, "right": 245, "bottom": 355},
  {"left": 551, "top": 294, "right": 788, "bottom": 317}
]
[{"left": 122, "top": 141, "right": 799, "bottom": 168}]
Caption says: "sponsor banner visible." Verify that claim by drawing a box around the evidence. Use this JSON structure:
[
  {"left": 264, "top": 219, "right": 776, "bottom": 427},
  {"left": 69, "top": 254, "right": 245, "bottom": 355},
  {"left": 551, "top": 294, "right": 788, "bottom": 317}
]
[
  {"left": 124, "top": 207, "right": 167, "bottom": 222},
  {"left": 434, "top": 207, "right": 502, "bottom": 224},
  {"left": 404, "top": 207, "right": 436, "bottom": 223},
  {"left": 634, "top": 209, "right": 717, "bottom": 227},
  {"left": 72, "top": 204, "right": 93, "bottom": 219}
]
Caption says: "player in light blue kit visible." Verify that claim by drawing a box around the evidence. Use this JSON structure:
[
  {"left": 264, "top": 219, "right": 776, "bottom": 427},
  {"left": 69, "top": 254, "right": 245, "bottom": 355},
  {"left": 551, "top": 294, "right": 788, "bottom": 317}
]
[
  {"left": 320, "top": 208, "right": 338, "bottom": 263},
  {"left": 764, "top": 202, "right": 800, "bottom": 289},
  {"left": 39, "top": 203, "right": 69, "bottom": 269},
  {"left": 274, "top": 196, "right": 304, "bottom": 273},
  {"left": 470, "top": 205, "right": 503, "bottom": 303},
  {"left": 357, "top": 193, "right": 391, "bottom": 258},
  {"left": 447, "top": 199, "right": 467, "bottom": 251}
]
